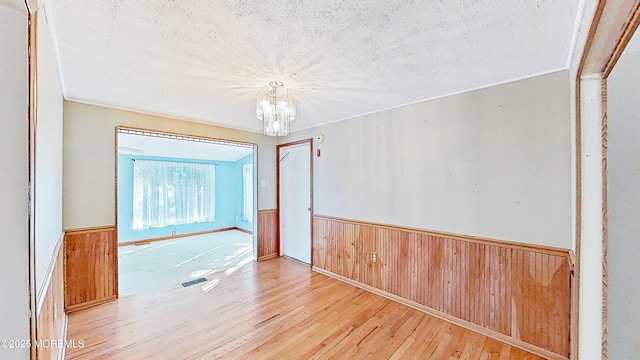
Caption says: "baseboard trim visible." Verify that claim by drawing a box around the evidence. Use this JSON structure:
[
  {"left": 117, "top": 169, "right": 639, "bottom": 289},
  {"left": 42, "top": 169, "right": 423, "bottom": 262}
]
[
  {"left": 258, "top": 253, "right": 278, "bottom": 261},
  {"left": 313, "top": 266, "right": 568, "bottom": 360},
  {"left": 234, "top": 227, "right": 253, "bottom": 235},
  {"left": 57, "top": 314, "right": 68, "bottom": 360},
  {"left": 37, "top": 231, "right": 64, "bottom": 313},
  {"left": 282, "top": 255, "right": 310, "bottom": 267},
  {"left": 118, "top": 227, "right": 237, "bottom": 247},
  {"left": 65, "top": 295, "right": 117, "bottom": 313}
]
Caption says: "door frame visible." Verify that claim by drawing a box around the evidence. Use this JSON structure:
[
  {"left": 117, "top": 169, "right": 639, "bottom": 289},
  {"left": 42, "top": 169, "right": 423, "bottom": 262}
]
[
  {"left": 114, "top": 126, "right": 260, "bottom": 296},
  {"left": 276, "top": 138, "right": 313, "bottom": 266},
  {"left": 27, "top": 6, "right": 38, "bottom": 359},
  {"left": 574, "top": 1, "right": 640, "bottom": 358}
]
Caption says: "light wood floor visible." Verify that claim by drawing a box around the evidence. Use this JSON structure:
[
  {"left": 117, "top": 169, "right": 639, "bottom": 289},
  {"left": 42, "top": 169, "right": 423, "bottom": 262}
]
[{"left": 66, "top": 257, "right": 543, "bottom": 359}]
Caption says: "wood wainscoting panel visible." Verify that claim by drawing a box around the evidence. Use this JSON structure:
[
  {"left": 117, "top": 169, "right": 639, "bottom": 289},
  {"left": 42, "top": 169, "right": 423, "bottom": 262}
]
[
  {"left": 257, "top": 209, "right": 278, "bottom": 260},
  {"left": 313, "top": 215, "right": 571, "bottom": 358},
  {"left": 64, "top": 226, "right": 117, "bottom": 312},
  {"left": 36, "top": 234, "right": 67, "bottom": 360}
]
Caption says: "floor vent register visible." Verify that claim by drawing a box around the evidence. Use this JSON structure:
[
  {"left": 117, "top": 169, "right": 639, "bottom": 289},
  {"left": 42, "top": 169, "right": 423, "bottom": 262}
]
[{"left": 181, "top": 278, "right": 207, "bottom": 287}]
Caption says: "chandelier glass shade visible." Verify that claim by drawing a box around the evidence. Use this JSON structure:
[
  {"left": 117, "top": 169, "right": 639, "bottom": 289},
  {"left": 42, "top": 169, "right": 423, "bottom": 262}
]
[{"left": 256, "top": 81, "right": 296, "bottom": 136}]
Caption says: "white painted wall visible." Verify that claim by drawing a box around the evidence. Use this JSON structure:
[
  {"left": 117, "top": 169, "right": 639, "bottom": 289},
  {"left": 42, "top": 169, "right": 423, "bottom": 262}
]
[
  {"left": 34, "top": 6, "right": 64, "bottom": 297},
  {"left": 63, "top": 101, "right": 277, "bottom": 229},
  {"left": 626, "top": 31, "right": 640, "bottom": 52},
  {"left": 578, "top": 75, "right": 604, "bottom": 360},
  {"left": 607, "top": 47, "right": 640, "bottom": 358},
  {"left": 285, "top": 71, "right": 572, "bottom": 248},
  {"left": 0, "top": 3, "right": 31, "bottom": 360}
]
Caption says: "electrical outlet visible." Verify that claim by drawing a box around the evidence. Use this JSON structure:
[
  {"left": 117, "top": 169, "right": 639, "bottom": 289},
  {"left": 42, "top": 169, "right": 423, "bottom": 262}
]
[
  {"left": 372, "top": 252, "right": 377, "bottom": 263},
  {"left": 172, "top": 230, "right": 177, "bottom": 236}
]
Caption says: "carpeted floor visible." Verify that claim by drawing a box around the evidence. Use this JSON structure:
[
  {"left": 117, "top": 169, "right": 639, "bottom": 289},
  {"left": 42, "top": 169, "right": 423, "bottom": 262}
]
[{"left": 118, "top": 230, "right": 253, "bottom": 297}]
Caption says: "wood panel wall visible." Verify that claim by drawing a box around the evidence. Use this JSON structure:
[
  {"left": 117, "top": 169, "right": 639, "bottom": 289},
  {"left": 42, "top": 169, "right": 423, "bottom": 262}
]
[
  {"left": 313, "top": 215, "right": 572, "bottom": 358},
  {"left": 36, "top": 235, "right": 67, "bottom": 360},
  {"left": 257, "top": 209, "right": 278, "bottom": 260},
  {"left": 64, "top": 226, "right": 117, "bottom": 312}
]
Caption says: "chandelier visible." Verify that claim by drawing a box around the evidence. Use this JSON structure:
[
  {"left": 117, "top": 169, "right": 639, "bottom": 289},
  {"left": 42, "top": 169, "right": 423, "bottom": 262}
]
[{"left": 256, "top": 81, "right": 296, "bottom": 136}]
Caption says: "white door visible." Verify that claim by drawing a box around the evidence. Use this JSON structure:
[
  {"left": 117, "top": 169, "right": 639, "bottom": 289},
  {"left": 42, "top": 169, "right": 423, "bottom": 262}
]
[{"left": 279, "top": 142, "right": 311, "bottom": 264}]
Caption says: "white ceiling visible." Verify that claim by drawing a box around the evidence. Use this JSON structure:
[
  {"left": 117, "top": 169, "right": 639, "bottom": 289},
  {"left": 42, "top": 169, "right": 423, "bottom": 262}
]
[
  {"left": 118, "top": 133, "right": 252, "bottom": 162},
  {"left": 47, "top": 1, "right": 581, "bottom": 133}
]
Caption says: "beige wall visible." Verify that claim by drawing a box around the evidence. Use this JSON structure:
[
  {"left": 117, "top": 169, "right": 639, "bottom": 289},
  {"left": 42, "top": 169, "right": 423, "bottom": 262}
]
[
  {"left": 35, "top": 7, "right": 64, "bottom": 297},
  {"left": 0, "top": 3, "right": 30, "bottom": 360},
  {"left": 285, "top": 71, "right": 572, "bottom": 248},
  {"left": 608, "top": 48, "right": 640, "bottom": 358},
  {"left": 63, "top": 101, "right": 277, "bottom": 229}
]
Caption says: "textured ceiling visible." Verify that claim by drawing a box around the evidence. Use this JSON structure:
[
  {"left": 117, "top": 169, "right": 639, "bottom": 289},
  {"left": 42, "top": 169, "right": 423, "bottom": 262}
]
[{"left": 47, "top": 0, "right": 580, "bottom": 133}]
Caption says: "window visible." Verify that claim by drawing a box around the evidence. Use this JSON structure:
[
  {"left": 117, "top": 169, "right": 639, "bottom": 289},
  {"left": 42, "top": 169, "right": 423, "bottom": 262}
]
[
  {"left": 242, "top": 163, "right": 253, "bottom": 223},
  {"left": 132, "top": 160, "right": 215, "bottom": 230}
]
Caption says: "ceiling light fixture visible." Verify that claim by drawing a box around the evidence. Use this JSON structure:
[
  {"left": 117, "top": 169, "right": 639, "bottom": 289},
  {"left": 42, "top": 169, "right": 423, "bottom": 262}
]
[{"left": 256, "top": 80, "right": 296, "bottom": 136}]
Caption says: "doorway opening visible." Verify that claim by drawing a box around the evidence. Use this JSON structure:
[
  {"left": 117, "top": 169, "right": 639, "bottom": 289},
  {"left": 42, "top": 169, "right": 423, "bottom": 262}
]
[{"left": 116, "top": 128, "right": 258, "bottom": 297}]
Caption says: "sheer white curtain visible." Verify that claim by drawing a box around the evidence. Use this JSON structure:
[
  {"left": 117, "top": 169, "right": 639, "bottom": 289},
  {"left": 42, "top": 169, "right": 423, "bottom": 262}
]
[
  {"left": 133, "top": 160, "right": 215, "bottom": 230},
  {"left": 242, "top": 163, "right": 253, "bottom": 223}
]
